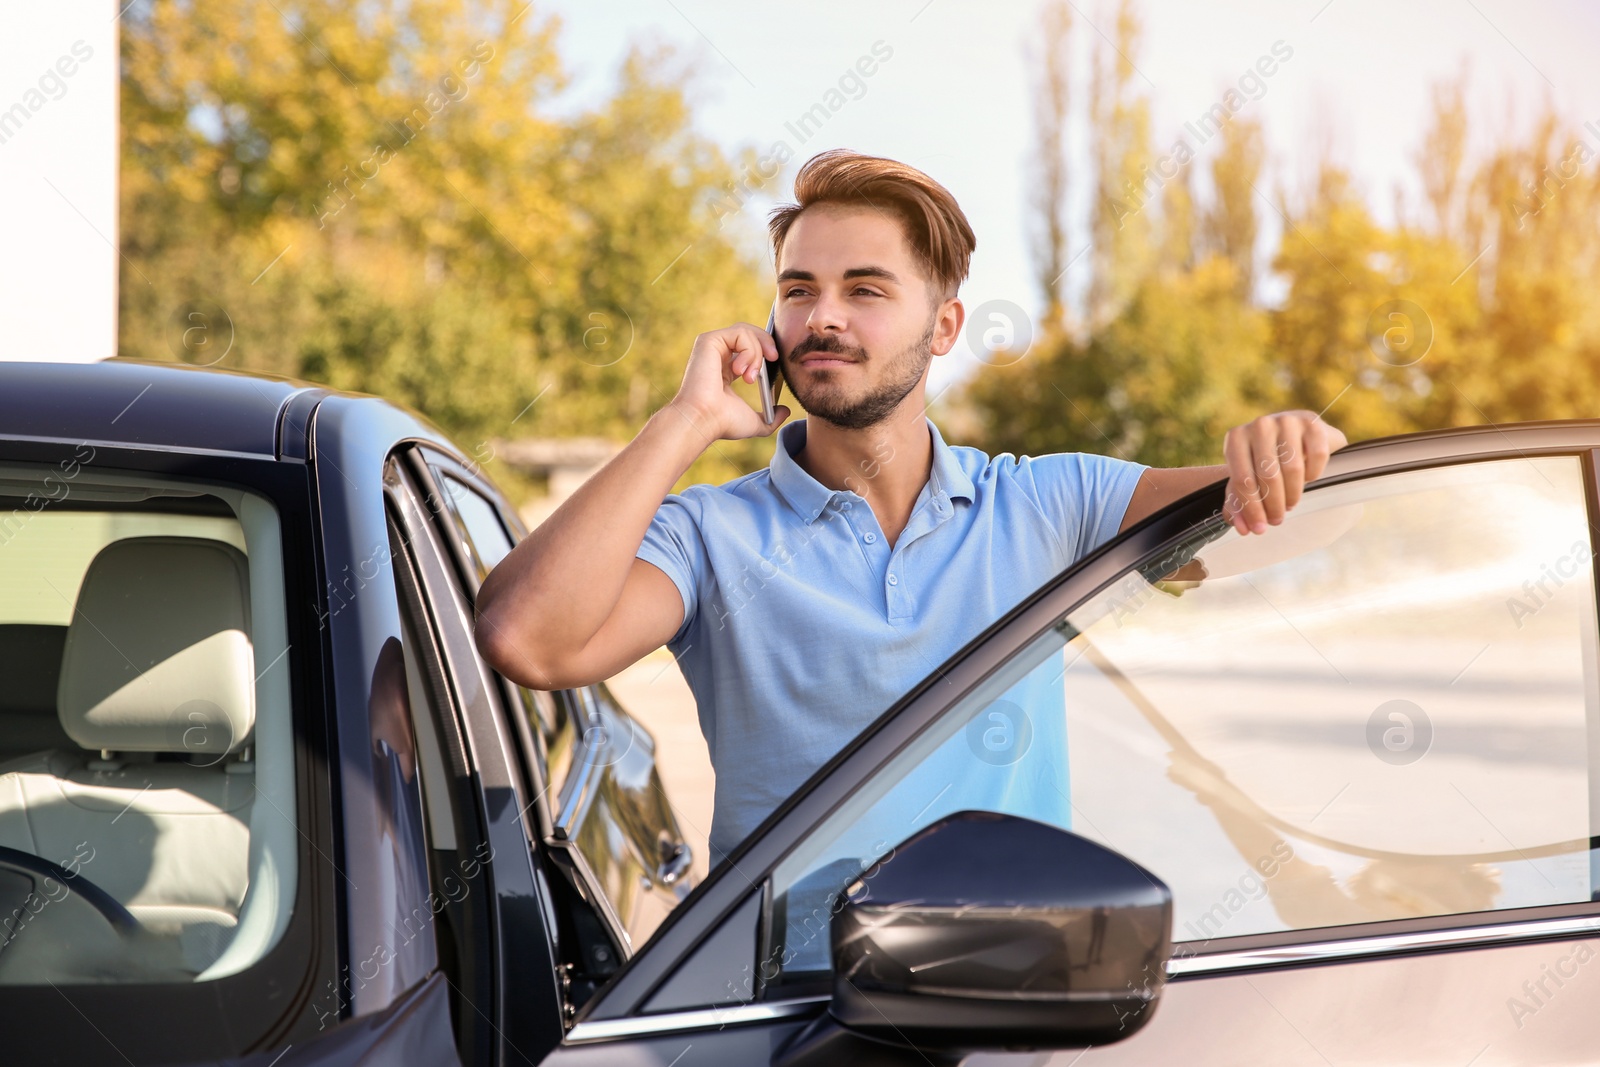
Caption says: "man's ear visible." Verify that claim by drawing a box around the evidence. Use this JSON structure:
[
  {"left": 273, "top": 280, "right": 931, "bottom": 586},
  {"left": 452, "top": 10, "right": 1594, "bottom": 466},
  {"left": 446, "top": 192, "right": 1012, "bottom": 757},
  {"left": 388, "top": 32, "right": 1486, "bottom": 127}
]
[{"left": 929, "top": 293, "right": 965, "bottom": 357}]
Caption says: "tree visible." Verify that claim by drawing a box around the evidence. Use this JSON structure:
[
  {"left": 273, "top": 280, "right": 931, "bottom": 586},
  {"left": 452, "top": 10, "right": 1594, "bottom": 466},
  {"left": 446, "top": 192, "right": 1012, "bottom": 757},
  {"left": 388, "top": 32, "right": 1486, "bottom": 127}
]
[
  {"left": 1086, "top": 0, "right": 1154, "bottom": 330},
  {"left": 1026, "top": 0, "right": 1076, "bottom": 336},
  {"left": 119, "top": 0, "right": 774, "bottom": 498},
  {"left": 968, "top": 2, "right": 1600, "bottom": 469},
  {"left": 1414, "top": 66, "right": 1470, "bottom": 242},
  {"left": 1201, "top": 117, "right": 1264, "bottom": 299}
]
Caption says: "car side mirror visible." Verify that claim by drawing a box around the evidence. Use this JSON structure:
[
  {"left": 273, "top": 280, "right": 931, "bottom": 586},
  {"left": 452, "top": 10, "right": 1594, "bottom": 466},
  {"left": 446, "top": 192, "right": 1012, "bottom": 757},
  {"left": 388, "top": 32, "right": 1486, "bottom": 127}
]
[{"left": 777, "top": 810, "right": 1172, "bottom": 1067}]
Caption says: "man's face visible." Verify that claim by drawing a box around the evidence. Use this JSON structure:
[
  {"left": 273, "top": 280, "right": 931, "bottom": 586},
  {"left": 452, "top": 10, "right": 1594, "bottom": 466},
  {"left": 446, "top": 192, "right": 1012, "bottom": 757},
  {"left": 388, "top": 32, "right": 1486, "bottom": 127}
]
[{"left": 774, "top": 205, "right": 962, "bottom": 431}]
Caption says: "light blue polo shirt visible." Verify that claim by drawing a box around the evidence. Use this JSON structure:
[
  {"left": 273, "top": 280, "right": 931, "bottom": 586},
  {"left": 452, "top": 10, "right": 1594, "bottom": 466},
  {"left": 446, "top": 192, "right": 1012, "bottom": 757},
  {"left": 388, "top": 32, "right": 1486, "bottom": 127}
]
[{"left": 636, "top": 417, "right": 1147, "bottom": 865}]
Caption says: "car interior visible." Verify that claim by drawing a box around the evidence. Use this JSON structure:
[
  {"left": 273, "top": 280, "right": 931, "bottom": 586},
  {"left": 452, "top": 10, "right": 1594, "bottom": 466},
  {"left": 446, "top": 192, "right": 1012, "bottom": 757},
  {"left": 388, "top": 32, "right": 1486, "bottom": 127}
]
[{"left": 0, "top": 468, "right": 296, "bottom": 985}]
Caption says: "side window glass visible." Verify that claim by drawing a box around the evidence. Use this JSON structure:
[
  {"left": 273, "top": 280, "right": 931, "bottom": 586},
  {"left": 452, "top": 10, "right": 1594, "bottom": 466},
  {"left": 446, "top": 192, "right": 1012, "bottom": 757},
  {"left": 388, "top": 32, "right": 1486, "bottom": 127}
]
[
  {"left": 520, "top": 686, "right": 577, "bottom": 795},
  {"left": 0, "top": 481, "right": 297, "bottom": 986},
  {"left": 552, "top": 683, "right": 695, "bottom": 951},
  {"left": 423, "top": 461, "right": 696, "bottom": 954},
  {"left": 426, "top": 466, "right": 575, "bottom": 793},
  {"left": 767, "top": 456, "right": 1599, "bottom": 987},
  {"left": 387, "top": 516, "right": 463, "bottom": 858},
  {"left": 435, "top": 471, "right": 514, "bottom": 580}
]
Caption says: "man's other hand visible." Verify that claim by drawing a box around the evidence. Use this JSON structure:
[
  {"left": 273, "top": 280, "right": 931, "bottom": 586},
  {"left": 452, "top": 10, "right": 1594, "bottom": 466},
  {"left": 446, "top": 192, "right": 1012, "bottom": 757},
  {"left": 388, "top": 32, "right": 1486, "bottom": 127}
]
[{"left": 1222, "top": 411, "right": 1347, "bottom": 535}]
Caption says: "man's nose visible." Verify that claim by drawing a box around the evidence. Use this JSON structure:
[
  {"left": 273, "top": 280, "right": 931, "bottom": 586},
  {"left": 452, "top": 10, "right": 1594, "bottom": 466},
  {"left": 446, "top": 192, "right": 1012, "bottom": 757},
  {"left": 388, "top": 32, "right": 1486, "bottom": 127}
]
[{"left": 806, "top": 289, "right": 849, "bottom": 336}]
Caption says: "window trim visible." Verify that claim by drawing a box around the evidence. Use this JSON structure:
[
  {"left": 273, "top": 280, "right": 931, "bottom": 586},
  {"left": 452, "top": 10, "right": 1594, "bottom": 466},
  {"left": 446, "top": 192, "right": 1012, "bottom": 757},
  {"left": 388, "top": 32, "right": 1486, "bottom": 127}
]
[
  {"left": 383, "top": 494, "right": 499, "bottom": 1064},
  {"left": 561, "top": 908, "right": 1600, "bottom": 1045},
  {"left": 384, "top": 447, "right": 574, "bottom": 1056},
  {"left": 566, "top": 995, "right": 830, "bottom": 1043},
  {"left": 1168, "top": 912, "right": 1600, "bottom": 978},
  {"left": 574, "top": 425, "right": 1600, "bottom": 1027},
  {"left": 403, "top": 450, "right": 563, "bottom": 839}
]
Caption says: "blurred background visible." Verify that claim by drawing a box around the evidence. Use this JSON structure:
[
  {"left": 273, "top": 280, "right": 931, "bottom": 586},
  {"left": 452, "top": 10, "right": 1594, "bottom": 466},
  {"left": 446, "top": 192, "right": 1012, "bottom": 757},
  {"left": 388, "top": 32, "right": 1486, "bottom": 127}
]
[
  {"left": 3, "top": 0, "right": 1596, "bottom": 886},
  {"left": 5, "top": 0, "right": 1598, "bottom": 513}
]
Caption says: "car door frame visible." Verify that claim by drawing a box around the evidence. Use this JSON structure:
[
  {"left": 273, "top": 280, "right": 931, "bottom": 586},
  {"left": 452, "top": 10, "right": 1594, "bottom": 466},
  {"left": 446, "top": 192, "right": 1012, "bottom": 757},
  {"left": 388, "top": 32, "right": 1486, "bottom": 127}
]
[
  {"left": 399, "top": 447, "right": 657, "bottom": 973},
  {"left": 380, "top": 446, "right": 570, "bottom": 1064},
  {"left": 309, "top": 392, "right": 572, "bottom": 1063},
  {"left": 558, "top": 420, "right": 1600, "bottom": 1049}
]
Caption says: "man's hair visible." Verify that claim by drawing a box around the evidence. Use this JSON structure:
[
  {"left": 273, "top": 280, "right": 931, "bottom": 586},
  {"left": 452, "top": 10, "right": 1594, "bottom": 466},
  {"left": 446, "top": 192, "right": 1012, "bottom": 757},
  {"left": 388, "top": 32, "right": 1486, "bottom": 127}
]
[{"left": 767, "top": 149, "right": 976, "bottom": 304}]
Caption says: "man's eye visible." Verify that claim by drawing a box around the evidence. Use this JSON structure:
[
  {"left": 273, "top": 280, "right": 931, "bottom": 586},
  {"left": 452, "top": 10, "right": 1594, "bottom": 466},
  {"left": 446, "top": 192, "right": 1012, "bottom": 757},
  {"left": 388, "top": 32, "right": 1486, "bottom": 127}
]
[{"left": 853, "top": 288, "right": 880, "bottom": 297}]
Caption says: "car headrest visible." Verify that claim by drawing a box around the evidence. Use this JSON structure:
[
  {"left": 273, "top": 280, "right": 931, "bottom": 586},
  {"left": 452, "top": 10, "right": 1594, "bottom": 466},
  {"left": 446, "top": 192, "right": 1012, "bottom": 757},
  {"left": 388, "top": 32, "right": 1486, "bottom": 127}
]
[{"left": 57, "top": 537, "right": 255, "bottom": 755}]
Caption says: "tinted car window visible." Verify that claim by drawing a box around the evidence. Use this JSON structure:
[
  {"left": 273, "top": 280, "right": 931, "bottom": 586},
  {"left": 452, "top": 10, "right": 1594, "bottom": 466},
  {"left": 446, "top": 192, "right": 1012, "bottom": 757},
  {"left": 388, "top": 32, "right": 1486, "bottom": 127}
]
[
  {"left": 767, "top": 455, "right": 1599, "bottom": 982},
  {"left": 0, "top": 478, "right": 297, "bottom": 986},
  {"left": 424, "top": 462, "right": 695, "bottom": 953},
  {"left": 427, "top": 469, "right": 578, "bottom": 793},
  {"left": 437, "top": 472, "right": 514, "bottom": 579}
]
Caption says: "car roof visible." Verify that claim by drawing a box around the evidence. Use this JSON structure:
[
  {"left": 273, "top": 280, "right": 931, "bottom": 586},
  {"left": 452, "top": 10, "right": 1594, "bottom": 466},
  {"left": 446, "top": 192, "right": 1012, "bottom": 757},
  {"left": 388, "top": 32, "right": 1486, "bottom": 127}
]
[
  {"left": 8, "top": 356, "right": 1596, "bottom": 464},
  {"left": 0, "top": 358, "right": 342, "bottom": 458}
]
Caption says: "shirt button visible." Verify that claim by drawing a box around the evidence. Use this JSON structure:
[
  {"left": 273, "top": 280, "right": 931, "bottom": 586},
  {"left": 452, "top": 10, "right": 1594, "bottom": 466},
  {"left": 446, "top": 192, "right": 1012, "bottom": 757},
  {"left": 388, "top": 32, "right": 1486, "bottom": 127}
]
[
  {"left": 863, "top": 532, "right": 877, "bottom": 544},
  {"left": 841, "top": 501, "right": 853, "bottom": 511},
  {"left": 887, "top": 573, "right": 899, "bottom": 586}
]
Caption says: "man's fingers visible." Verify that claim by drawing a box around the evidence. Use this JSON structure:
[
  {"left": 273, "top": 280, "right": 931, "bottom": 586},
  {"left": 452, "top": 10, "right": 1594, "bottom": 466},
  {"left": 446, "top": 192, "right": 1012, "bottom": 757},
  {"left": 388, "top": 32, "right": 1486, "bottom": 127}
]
[
  {"left": 1278, "top": 415, "right": 1308, "bottom": 511},
  {"left": 1302, "top": 415, "right": 1331, "bottom": 482},
  {"left": 1219, "top": 409, "right": 1347, "bottom": 536},
  {"left": 1223, "top": 427, "right": 1264, "bottom": 535},
  {"left": 735, "top": 329, "right": 760, "bottom": 383},
  {"left": 1250, "top": 417, "right": 1288, "bottom": 526},
  {"left": 718, "top": 324, "right": 775, "bottom": 383}
]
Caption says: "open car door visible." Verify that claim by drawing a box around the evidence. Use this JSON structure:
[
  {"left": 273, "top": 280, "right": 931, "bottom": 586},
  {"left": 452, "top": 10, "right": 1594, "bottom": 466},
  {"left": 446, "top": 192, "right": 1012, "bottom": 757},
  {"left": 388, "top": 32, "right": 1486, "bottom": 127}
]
[{"left": 546, "top": 422, "right": 1600, "bottom": 1067}]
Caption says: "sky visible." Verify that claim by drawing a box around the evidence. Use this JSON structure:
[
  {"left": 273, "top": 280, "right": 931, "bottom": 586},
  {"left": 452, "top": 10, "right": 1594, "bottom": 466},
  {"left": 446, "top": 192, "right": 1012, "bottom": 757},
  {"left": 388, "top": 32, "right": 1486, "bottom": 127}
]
[{"left": 540, "top": 0, "right": 1600, "bottom": 394}]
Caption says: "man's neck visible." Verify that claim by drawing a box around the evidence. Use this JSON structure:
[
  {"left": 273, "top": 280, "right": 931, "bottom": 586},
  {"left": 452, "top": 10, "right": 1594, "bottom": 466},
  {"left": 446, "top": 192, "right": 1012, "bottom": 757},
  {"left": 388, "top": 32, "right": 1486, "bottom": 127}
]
[{"left": 794, "top": 404, "right": 934, "bottom": 548}]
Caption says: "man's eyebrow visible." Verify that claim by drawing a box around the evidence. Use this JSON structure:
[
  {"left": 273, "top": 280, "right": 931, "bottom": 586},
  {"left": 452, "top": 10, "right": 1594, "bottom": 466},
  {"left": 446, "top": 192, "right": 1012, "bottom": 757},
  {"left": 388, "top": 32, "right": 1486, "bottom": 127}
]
[
  {"left": 776, "top": 266, "right": 902, "bottom": 285},
  {"left": 844, "top": 267, "right": 901, "bottom": 284}
]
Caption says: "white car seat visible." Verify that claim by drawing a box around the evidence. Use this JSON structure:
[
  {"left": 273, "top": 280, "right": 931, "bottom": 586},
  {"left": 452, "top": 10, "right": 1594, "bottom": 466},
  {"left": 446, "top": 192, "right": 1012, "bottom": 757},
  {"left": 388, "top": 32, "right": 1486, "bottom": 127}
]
[{"left": 0, "top": 536, "right": 257, "bottom": 980}]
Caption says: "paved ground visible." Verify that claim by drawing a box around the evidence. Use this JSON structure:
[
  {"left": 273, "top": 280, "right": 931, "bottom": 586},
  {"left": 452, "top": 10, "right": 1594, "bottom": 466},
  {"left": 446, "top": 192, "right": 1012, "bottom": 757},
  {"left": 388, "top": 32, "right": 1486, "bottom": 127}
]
[{"left": 604, "top": 649, "right": 714, "bottom": 885}]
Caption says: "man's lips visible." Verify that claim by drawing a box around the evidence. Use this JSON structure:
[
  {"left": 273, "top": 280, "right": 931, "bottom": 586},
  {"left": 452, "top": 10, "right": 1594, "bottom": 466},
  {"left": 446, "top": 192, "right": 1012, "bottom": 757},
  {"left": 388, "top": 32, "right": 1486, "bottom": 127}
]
[{"left": 795, "top": 351, "right": 861, "bottom": 368}]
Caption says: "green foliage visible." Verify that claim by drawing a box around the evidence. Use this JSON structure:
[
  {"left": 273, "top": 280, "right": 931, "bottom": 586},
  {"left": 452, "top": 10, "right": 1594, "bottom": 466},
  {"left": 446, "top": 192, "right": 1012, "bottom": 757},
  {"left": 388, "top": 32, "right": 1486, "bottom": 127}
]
[
  {"left": 118, "top": 0, "right": 772, "bottom": 499},
  {"left": 967, "top": 256, "right": 1272, "bottom": 468},
  {"left": 966, "top": 3, "right": 1600, "bottom": 468}
]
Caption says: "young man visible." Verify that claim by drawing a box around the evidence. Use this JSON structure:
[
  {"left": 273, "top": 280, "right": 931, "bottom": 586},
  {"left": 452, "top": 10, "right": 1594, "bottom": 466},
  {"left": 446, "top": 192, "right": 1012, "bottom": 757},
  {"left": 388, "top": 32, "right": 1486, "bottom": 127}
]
[{"left": 476, "top": 149, "right": 1346, "bottom": 867}]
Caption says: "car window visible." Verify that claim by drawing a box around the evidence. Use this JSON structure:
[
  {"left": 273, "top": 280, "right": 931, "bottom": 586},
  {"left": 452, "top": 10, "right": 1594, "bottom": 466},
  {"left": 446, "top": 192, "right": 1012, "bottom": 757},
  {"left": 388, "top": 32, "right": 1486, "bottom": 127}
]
[
  {"left": 0, "top": 474, "right": 297, "bottom": 986},
  {"left": 422, "top": 460, "right": 696, "bottom": 954},
  {"left": 765, "top": 455, "right": 1599, "bottom": 985},
  {"left": 428, "top": 467, "right": 579, "bottom": 798},
  {"left": 435, "top": 471, "right": 514, "bottom": 580}
]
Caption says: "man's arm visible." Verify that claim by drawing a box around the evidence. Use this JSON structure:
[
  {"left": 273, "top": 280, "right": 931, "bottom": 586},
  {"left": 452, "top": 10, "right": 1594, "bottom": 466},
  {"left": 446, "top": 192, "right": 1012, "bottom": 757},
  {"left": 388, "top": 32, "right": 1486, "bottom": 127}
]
[
  {"left": 474, "top": 324, "right": 791, "bottom": 691},
  {"left": 1118, "top": 410, "right": 1347, "bottom": 534}
]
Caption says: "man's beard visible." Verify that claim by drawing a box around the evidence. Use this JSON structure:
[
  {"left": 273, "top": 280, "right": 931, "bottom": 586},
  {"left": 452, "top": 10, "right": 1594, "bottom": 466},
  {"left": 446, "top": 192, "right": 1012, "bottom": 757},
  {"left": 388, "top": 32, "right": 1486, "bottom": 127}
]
[{"left": 785, "top": 315, "right": 937, "bottom": 431}]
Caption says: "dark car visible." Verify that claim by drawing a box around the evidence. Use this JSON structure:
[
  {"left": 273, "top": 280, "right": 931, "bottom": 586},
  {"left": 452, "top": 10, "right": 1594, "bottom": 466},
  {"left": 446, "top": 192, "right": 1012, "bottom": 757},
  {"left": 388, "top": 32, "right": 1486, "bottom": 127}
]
[{"left": 1, "top": 359, "right": 1597, "bottom": 1066}]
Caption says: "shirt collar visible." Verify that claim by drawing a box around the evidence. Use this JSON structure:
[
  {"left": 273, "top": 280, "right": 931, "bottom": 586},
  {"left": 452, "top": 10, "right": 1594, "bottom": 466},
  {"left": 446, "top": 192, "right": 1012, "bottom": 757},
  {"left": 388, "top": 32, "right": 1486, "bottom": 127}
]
[{"left": 769, "top": 417, "right": 975, "bottom": 524}]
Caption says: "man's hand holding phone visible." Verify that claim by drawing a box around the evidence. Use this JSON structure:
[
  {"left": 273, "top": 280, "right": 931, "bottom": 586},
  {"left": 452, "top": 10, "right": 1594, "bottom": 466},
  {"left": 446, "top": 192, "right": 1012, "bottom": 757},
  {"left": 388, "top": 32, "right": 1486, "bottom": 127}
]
[{"left": 668, "top": 315, "right": 790, "bottom": 444}]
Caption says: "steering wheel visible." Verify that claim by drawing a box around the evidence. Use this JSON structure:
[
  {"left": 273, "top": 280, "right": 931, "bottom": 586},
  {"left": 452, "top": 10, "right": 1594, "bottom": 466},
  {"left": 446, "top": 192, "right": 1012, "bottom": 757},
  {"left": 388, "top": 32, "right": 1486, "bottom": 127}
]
[{"left": 0, "top": 845, "right": 141, "bottom": 935}]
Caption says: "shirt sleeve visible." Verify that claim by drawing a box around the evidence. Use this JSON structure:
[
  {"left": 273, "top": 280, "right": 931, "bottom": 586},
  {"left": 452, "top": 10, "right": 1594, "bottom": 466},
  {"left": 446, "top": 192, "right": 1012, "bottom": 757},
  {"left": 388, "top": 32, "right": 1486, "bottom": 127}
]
[
  {"left": 1019, "top": 451, "right": 1150, "bottom": 565},
  {"left": 635, "top": 493, "right": 709, "bottom": 646}
]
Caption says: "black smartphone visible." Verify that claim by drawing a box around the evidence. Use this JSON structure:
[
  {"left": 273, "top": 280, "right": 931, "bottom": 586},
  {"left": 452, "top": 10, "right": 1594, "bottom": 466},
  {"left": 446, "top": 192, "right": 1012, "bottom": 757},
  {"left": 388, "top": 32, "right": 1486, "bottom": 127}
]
[{"left": 759, "top": 303, "right": 783, "bottom": 424}]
